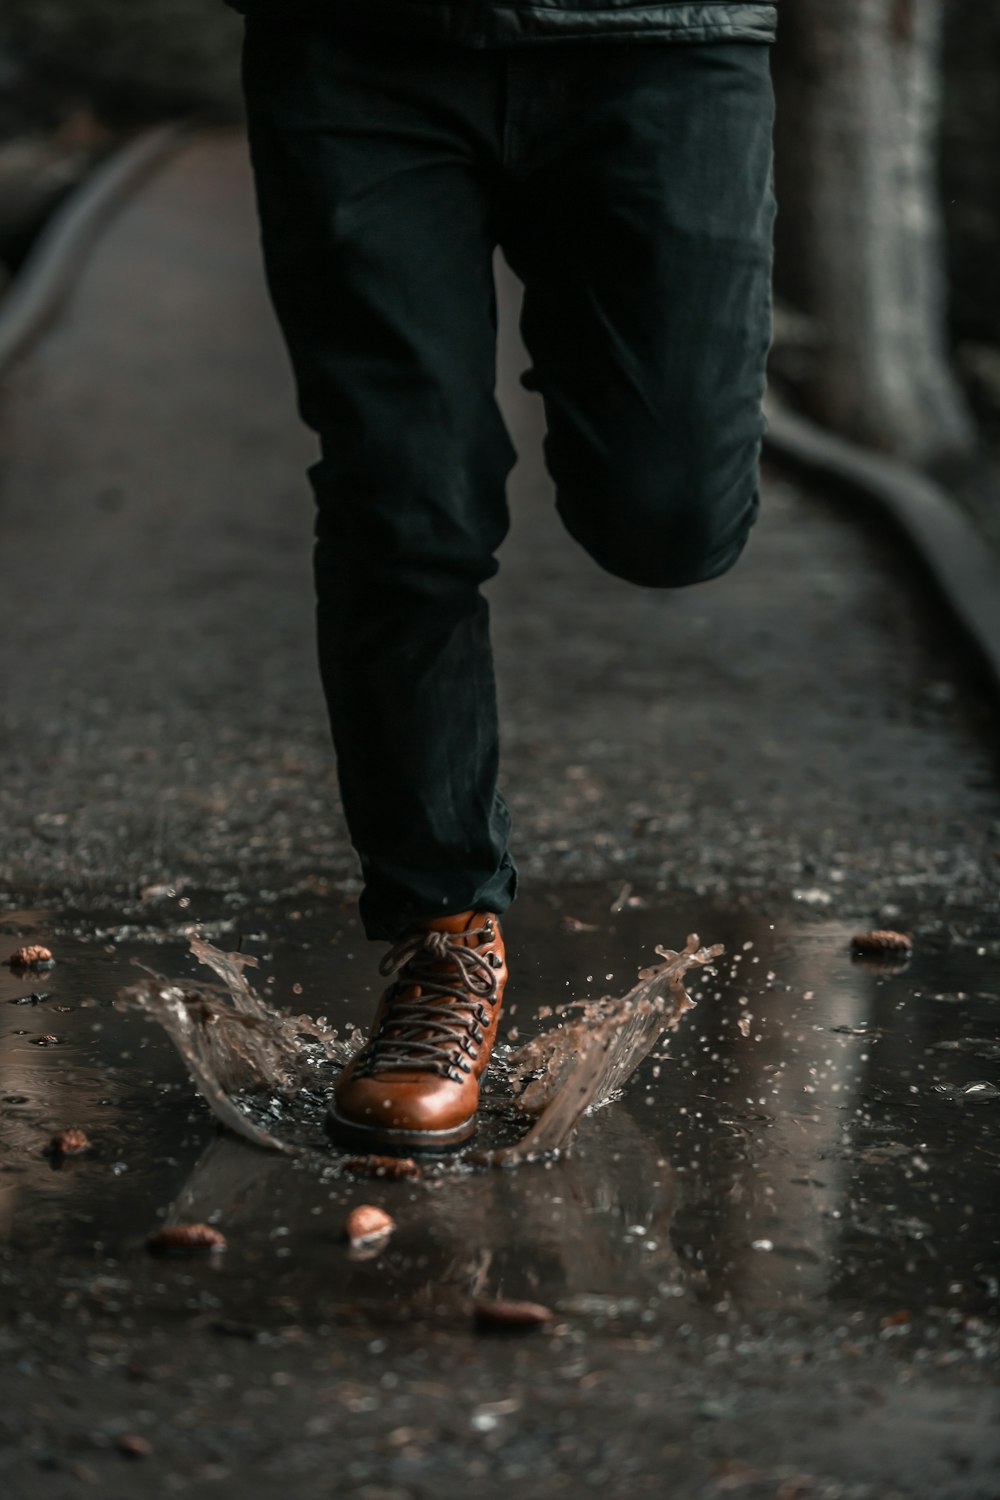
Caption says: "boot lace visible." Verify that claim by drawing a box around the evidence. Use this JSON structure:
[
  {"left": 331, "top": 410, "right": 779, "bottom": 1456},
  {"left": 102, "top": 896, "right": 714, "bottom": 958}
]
[{"left": 355, "top": 920, "right": 501, "bottom": 1082}]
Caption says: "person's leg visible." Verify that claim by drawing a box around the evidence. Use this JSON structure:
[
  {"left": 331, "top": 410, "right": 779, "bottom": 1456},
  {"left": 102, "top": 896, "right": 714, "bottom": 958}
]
[
  {"left": 241, "top": 24, "right": 518, "bottom": 943},
  {"left": 499, "top": 42, "right": 776, "bottom": 588}
]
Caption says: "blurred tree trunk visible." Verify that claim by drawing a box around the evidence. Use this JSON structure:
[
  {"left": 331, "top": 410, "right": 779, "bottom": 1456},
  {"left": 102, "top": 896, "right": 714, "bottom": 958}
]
[{"left": 772, "top": 0, "right": 976, "bottom": 469}]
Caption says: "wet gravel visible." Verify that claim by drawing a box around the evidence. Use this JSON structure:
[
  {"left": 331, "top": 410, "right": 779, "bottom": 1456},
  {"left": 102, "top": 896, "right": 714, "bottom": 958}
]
[
  {"left": 1, "top": 134, "right": 999, "bottom": 1497},
  {"left": 2, "top": 890, "right": 1000, "bottom": 1497}
]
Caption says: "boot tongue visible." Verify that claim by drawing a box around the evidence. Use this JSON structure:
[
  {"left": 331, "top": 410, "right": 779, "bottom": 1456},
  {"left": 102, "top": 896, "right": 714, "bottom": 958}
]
[
  {"left": 424, "top": 909, "right": 477, "bottom": 932},
  {"left": 419, "top": 909, "right": 484, "bottom": 948},
  {"left": 381, "top": 912, "right": 495, "bottom": 995}
]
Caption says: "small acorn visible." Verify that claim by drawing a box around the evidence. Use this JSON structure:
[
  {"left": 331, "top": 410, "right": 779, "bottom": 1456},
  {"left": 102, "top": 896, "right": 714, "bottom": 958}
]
[
  {"left": 49, "top": 1128, "right": 91, "bottom": 1157},
  {"left": 473, "top": 1298, "right": 554, "bottom": 1330},
  {"left": 850, "top": 930, "right": 913, "bottom": 957},
  {"left": 9, "top": 945, "right": 55, "bottom": 970},
  {"left": 343, "top": 1154, "right": 422, "bottom": 1180},
  {"left": 343, "top": 1204, "right": 395, "bottom": 1247},
  {"left": 115, "top": 1434, "right": 153, "bottom": 1459},
  {"left": 147, "top": 1222, "right": 226, "bottom": 1256}
]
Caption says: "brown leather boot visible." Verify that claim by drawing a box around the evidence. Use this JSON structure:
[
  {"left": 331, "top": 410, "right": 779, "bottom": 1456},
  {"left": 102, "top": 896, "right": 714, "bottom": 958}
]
[{"left": 327, "top": 910, "right": 507, "bottom": 1153}]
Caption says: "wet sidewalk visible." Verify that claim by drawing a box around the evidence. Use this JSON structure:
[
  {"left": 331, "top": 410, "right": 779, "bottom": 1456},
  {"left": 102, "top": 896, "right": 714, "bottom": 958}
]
[{"left": 1, "top": 135, "right": 999, "bottom": 1499}]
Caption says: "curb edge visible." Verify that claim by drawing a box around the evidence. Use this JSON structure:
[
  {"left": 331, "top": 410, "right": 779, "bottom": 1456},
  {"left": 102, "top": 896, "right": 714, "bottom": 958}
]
[
  {"left": 0, "top": 123, "right": 188, "bottom": 380},
  {"left": 764, "top": 396, "right": 1000, "bottom": 694}
]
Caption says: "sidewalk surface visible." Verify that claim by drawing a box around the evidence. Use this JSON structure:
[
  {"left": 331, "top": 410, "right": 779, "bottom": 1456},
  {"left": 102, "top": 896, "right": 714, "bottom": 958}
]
[{"left": 1, "top": 135, "right": 999, "bottom": 1499}]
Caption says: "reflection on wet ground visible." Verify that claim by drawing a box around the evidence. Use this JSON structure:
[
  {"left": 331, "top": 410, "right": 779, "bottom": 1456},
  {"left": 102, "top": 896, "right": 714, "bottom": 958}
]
[{"left": 2, "top": 882, "right": 998, "bottom": 1354}]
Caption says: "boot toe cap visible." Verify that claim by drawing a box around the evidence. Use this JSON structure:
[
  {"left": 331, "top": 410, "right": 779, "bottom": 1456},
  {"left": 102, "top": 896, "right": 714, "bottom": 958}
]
[{"left": 334, "top": 1070, "right": 476, "bottom": 1135}]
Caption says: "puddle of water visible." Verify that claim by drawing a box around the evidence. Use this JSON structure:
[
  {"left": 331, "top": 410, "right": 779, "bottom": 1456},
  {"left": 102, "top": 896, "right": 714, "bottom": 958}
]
[
  {"left": 1, "top": 886, "right": 999, "bottom": 1346},
  {"left": 116, "top": 929, "right": 720, "bottom": 1165}
]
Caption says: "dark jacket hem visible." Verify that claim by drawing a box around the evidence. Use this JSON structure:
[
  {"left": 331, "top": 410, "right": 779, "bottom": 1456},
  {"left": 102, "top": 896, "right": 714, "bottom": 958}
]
[{"left": 228, "top": 3, "right": 777, "bottom": 47}]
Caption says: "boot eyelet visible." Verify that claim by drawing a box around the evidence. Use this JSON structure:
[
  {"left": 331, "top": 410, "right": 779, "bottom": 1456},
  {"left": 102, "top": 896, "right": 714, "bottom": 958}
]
[{"left": 487, "top": 952, "right": 503, "bottom": 970}]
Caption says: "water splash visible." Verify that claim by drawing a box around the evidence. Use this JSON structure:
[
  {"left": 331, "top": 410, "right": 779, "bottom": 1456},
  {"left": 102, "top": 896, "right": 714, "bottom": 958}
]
[
  {"left": 118, "top": 936, "right": 361, "bottom": 1155},
  {"left": 118, "top": 931, "right": 720, "bottom": 1163},
  {"left": 479, "top": 934, "right": 723, "bottom": 1164}
]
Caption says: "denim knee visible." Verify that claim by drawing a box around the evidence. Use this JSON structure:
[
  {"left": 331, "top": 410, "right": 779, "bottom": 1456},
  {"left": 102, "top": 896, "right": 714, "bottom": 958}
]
[
  {"left": 308, "top": 435, "right": 512, "bottom": 605},
  {"left": 556, "top": 463, "right": 760, "bottom": 590}
]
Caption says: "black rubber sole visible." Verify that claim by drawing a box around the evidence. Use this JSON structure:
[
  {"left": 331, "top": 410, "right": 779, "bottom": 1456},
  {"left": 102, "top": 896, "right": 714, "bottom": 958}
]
[{"left": 325, "top": 1106, "right": 476, "bottom": 1156}]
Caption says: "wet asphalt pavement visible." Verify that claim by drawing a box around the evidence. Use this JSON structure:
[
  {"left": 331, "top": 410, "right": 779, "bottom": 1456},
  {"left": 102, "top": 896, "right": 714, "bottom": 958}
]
[{"left": 1, "top": 134, "right": 1000, "bottom": 1498}]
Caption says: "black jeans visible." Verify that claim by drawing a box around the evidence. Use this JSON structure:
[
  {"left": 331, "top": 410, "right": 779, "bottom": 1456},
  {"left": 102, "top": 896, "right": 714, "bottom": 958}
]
[{"left": 242, "top": 27, "right": 776, "bottom": 941}]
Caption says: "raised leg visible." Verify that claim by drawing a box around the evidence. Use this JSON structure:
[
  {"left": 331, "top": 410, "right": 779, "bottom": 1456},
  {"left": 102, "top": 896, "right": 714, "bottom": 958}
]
[{"left": 500, "top": 42, "right": 776, "bottom": 589}]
